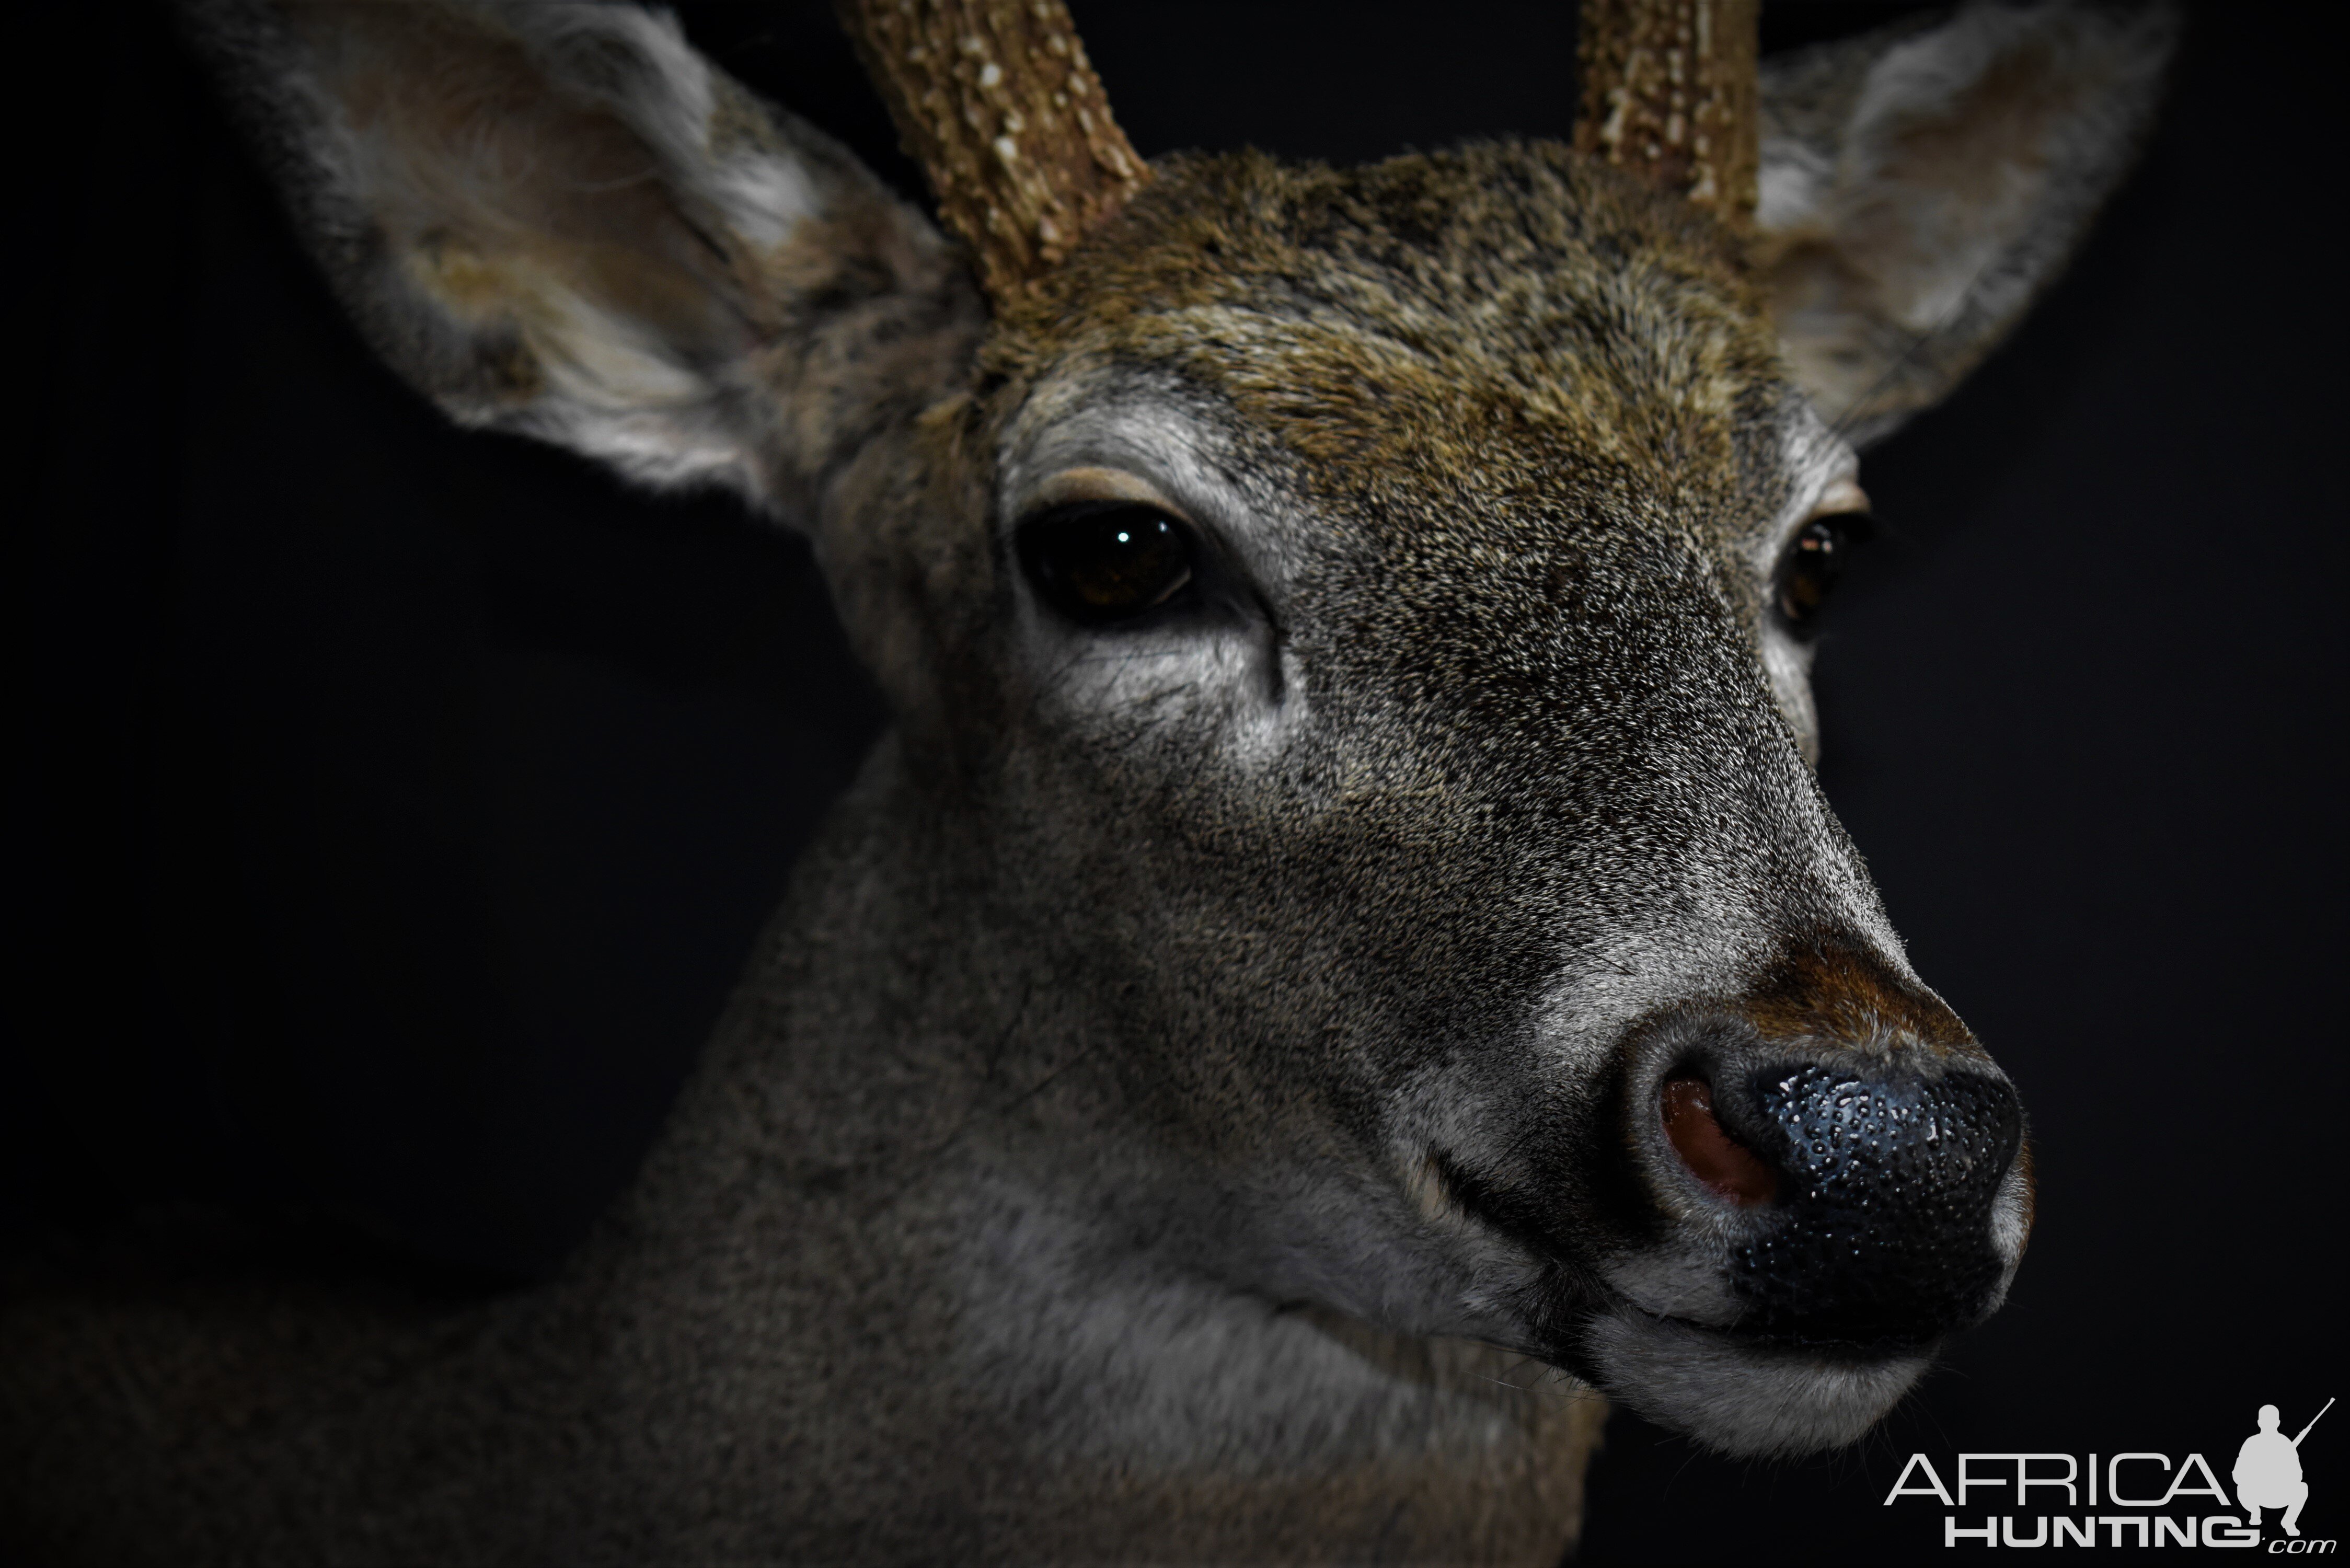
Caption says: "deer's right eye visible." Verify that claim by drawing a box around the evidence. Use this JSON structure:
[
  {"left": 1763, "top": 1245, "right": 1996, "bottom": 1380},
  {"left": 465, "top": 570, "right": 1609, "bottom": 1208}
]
[
  {"left": 1774, "top": 510, "right": 1872, "bottom": 636},
  {"left": 1017, "top": 502, "right": 1197, "bottom": 626}
]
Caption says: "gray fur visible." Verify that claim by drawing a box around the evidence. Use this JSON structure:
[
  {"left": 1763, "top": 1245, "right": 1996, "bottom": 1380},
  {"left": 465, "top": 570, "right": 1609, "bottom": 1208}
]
[
  {"left": 1759, "top": 1, "right": 2179, "bottom": 446},
  {"left": 179, "top": 0, "right": 983, "bottom": 510},
  {"left": 1, "top": 2, "right": 2169, "bottom": 1562}
]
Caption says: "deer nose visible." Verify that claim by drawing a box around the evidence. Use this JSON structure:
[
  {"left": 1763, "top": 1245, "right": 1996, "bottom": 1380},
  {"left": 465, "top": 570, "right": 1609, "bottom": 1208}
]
[{"left": 1665, "top": 1059, "right": 2024, "bottom": 1344}]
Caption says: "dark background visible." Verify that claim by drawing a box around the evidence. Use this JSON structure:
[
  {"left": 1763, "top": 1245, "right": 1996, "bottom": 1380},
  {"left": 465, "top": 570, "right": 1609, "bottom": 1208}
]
[{"left": 8, "top": 4, "right": 2341, "bottom": 1563}]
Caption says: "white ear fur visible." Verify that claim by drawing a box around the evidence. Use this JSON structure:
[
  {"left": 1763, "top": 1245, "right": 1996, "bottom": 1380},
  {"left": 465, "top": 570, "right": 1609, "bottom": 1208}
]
[
  {"left": 1758, "top": 2, "right": 2180, "bottom": 447},
  {"left": 189, "top": 0, "right": 978, "bottom": 512},
  {"left": 327, "top": 5, "right": 802, "bottom": 494}
]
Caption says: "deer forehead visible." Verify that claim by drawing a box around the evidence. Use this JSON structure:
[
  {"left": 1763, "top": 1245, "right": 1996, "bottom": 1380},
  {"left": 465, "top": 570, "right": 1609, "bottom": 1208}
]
[{"left": 980, "top": 146, "right": 1811, "bottom": 581}]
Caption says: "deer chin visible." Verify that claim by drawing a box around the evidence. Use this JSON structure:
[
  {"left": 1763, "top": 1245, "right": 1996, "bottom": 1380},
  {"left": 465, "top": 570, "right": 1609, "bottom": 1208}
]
[
  {"left": 1574, "top": 1305, "right": 1932, "bottom": 1458},
  {"left": 1414, "top": 1220, "right": 1948, "bottom": 1459}
]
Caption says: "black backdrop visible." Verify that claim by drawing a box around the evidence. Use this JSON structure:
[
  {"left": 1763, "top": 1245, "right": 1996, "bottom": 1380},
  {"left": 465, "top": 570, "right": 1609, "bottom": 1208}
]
[{"left": 9, "top": 4, "right": 2343, "bottom": 1563}]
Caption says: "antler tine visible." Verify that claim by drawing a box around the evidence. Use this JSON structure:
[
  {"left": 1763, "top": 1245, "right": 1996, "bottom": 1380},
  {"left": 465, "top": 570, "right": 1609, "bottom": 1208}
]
[
  {"left": 836, "top": 0, "right": 1150, "bottom": 301},
  {"left": 1575, "top": 0, "right": 1760, "bottom": 232}
]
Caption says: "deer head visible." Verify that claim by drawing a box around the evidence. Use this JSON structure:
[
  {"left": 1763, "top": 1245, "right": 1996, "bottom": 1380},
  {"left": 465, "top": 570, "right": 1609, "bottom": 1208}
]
[{"left": 185, "top": 0, "right": 2174, "bottom": 1462}]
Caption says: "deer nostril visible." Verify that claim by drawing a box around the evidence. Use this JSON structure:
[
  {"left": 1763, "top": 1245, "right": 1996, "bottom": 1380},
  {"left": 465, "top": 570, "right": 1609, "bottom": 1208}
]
[{"left": 1661, "top": 1076, "right": 1779, "bottom": 1207}]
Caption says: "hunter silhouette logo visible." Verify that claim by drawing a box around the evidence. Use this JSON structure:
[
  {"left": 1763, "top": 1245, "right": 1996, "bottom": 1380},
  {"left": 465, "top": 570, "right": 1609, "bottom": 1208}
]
[
  {"left": 2239, "top": 1400, "right": 2329, "bottom": 1539},
  {"left": 1884, "top": 1395, "right": 2334, "bottom": 1550}
]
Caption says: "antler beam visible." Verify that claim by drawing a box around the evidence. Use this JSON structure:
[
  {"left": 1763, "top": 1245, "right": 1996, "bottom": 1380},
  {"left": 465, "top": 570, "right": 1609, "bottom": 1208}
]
[
  {"left": 836, "top": 0, "right": 1150, "bottom": 301},
  {"left": 1575, "top": 0, "right": 1759, "bottom": 230}
]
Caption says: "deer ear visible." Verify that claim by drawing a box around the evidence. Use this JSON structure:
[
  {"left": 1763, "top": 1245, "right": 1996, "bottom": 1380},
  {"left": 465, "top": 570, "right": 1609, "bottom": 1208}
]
[
  {"left": 184, "top": 0, "right": 980, "bottom": 515},
  {"left": 1757, "top": 3, "right": 2179, "bottom": 448}
]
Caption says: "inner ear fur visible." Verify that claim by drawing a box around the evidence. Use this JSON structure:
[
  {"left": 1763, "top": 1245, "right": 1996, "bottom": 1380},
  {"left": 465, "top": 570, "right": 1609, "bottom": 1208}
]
[
  {"left": 1757, "top": 2, "right": 2179, "bottom": 448},
  {"left": 185, "top": 0, "right": 982, "bottom": 515}
]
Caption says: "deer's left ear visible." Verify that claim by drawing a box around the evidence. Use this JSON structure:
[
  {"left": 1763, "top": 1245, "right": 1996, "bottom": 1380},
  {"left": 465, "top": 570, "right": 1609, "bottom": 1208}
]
[
  {"left": 183, "top": 1, "right": 982, "bottom": 517},
  {"left": 1757, "top": 2, "right": 2180, "bottom": 447}
]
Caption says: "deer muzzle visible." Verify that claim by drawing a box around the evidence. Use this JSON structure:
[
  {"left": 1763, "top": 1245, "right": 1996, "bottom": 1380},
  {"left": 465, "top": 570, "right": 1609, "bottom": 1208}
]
[
  {"left": 1529, "top": 947, "right": 2032, "bottom": 1456},
  {"left": 1654, "top": 1053, "right": 2024, "bottom": 1344}
]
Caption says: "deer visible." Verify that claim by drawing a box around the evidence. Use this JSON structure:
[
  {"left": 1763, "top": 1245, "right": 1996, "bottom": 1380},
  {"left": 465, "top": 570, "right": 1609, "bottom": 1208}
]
[{"left": 1, "top": 1, "right": 2177, "bottom": 1562}]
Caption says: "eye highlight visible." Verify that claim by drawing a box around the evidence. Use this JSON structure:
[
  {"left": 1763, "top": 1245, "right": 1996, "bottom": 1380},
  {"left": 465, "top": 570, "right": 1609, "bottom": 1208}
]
[
  {"left": 1017, "top": 501, "right": 1197, "bottom": 626},
  {"left": 1775, "top": 510, "right": 1872, "bottom": 635}
]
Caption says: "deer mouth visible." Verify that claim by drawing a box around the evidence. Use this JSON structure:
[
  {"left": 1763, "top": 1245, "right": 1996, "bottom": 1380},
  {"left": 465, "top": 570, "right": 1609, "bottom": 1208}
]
[
  {"left": 1424, "top": 1157, "right": 1954, "bottom": 1457},
  {"left": 1412, "top": 996, "right": 2031, "bottom": 1456},
  {"left": 1575, "top": 1304, "right": 1940, "bottom": 1456}
]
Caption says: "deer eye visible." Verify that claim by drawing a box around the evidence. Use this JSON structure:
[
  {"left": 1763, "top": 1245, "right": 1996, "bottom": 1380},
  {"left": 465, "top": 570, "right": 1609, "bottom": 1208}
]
[
  {"left": 1775, "top": 511, "right": 1871, "bottom": 635},
  {"left": 1017, "top": 501, "right": 1197, "bottom": 626}
]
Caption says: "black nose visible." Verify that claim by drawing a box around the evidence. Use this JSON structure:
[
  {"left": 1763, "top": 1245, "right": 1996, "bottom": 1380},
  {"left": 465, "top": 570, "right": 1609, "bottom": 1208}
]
[{"left": 1716, "top": 1063, "right": 2023, "bottom": 1345}]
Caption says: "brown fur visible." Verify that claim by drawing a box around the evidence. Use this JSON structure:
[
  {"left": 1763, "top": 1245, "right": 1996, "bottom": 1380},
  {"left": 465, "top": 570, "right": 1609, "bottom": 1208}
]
[
  {"left": 2, "top": 4, "right": 2173, "bottom": 1561},
  {"left": 1736, "top": 939, "right": 1984, "bottom": 1055}
]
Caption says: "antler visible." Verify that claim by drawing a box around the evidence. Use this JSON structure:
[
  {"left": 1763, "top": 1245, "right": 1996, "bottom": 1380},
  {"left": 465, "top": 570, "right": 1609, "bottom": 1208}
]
[
  {"left": 1575, "top": 0, "right": 1760, "bottom": 231},
  {"left": 836, "top": 0, "right": 1150, "bottom": 301}
]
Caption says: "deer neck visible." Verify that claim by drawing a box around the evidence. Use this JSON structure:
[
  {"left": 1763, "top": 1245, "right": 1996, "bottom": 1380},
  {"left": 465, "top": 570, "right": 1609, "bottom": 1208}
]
[{"left": 536, "top": 731, "right": 1600, "bottom": 1559}]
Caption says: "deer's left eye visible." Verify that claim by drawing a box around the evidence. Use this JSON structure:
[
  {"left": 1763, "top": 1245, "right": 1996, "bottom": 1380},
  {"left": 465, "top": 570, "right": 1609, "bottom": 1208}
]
[
  {"left": 1775, "top": 512, "right": 1871, "bottom": 634},
  {"left": 1018, "top": 501, "right": 1197, "bottom": 626}
]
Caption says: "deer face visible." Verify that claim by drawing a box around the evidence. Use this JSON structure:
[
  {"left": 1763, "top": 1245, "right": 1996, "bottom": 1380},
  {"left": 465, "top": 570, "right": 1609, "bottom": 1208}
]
[
  {"left": 196, "top": 0, "right": 2169, "bottom": 1462},
  {"left": 853, "top": 145, "right": 2019, "bottom": 1456}
]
